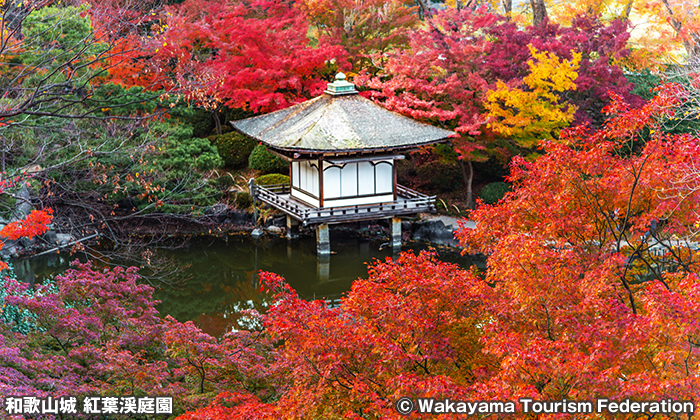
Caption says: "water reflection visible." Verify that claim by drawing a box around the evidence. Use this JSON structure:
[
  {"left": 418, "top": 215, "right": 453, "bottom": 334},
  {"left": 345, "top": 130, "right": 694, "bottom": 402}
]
[
  {"left": 12, "top": 252, "right": 69, "bottom": 286},
  {"left": 12, "top": 232, "right": 481, "bottom": 337}
]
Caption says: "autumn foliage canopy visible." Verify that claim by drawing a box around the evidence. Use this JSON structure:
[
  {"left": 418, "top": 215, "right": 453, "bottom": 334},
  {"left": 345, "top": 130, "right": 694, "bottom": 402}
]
[
  {"left": 3, "top": 0, "right": 700, "bottom": 418},
  {"left": 165, "top": 86, "right": 700, "bottom": 419}
]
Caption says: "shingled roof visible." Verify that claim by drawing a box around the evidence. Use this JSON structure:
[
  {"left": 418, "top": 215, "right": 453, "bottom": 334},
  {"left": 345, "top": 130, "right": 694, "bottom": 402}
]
[{"left": 231, "top": 74, "right": 456, "bottom": 154}]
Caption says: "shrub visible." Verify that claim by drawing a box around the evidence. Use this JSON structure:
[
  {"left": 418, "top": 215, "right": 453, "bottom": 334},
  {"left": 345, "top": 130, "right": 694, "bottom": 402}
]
[
  {"left": 234, "top": 192, "right": 253, "bottom": 209},
  {"left": 255, "top": 174, "right": 290, "bottom": 186},
  {"left": 162, "top": 135, "right": 223, "bottom": 176},
  {"left": 118, "top": 122, "right": 223, "bottom": 214},
  {"left": 479, "top": 182, "right": 511, "bottom": 205},
  {"left": 215, "top": 174, "right": 237, "bottom": 190},
  {"left": 248, "top": 145, "right": 287, "bottom": 174},
  {"left": 208, "top": 132, "right": 258, "bottom": 169}
]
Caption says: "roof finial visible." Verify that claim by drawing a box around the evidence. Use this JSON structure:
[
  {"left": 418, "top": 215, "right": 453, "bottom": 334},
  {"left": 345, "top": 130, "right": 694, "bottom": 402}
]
[{"left": 325, "top": 72, "right": 358, "bottom": 96}]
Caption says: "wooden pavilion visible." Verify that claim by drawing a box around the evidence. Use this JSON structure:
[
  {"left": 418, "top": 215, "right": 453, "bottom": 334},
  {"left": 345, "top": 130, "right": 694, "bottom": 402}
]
[{"left": 232, "top": 73, "right": 455, "bottom": 255}]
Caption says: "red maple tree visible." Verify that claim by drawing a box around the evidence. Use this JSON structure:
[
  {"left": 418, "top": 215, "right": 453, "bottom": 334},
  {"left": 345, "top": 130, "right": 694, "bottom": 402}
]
[{"left": 152, "top": 0, "right": 344, "bottom": 113}]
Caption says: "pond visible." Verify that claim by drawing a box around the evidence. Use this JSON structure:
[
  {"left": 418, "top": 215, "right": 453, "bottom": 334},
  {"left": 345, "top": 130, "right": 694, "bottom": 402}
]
[{"left": 11, "top": 231, "right": 481, "bottom": 337}]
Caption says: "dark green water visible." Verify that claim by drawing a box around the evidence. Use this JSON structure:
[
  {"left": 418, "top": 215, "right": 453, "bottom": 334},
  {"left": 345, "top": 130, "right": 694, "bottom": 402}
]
[{"left": 12, "top": 232, "right": 480, "bottom": 337}]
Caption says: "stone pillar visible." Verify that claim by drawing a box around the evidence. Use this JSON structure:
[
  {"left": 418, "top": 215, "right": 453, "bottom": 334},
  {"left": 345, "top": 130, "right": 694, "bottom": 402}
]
[
  {"left": 317, "top": 254, "right": 331, "bottom": 283},
  {"left": 391, "top": 217, "right": 402, "bottom": 249},
  {"left": 316, "top": 223, "right": 331, "bottom": 255},
  {"left": 286, "top": 215, "right": 300, "bottom": 239}
]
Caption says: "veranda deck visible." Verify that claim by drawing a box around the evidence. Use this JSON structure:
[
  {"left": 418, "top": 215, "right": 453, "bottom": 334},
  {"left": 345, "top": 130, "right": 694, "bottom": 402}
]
[{"left": 253, "top": 183, "right": 435, "bottom": 226}]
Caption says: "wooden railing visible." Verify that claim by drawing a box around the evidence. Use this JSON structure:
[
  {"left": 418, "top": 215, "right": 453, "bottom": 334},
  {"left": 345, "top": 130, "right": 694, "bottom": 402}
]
[
  {"left": 253, "top": 183, "right": 307, "bottom": 221},
  {"left": 397, "top": 184, "right": 427, "bottom": 200},
  {"left": 252, "top": 181, "right": 435, "bottom": 226}
]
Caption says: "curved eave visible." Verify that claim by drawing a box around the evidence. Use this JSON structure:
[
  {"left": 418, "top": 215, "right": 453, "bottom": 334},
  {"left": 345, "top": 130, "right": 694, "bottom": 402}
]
[{"left": 257, "top": 137, "right": 451, "bottom": 156}]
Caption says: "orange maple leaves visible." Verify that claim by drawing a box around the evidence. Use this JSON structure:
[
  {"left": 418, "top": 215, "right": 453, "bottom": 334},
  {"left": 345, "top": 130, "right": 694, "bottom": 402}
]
[
  {"left": 0, "top": 209, "right": 54, "bottom": 241},
  {"left": 0, "top": 209, "right": 53, "bottom": 270}
]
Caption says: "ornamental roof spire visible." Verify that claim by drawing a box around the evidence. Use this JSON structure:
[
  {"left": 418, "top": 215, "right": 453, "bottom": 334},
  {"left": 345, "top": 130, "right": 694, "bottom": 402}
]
[{"left": 324, "top": 73, "right": 358, "bottom": 96}]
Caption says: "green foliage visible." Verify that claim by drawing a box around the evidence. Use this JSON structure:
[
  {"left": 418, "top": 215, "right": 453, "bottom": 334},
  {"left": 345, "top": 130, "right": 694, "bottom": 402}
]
[
  {"left": 255, "top": 174, "right": 290, "bottom": 186},
  {"left": 21, "top": 5, "right": 105, "bottom": 65},
  {"left": 6, "top": 112, "right": 224, "bottom": 216},
  {"left": 479, "top": 182, "right": 511, "bottom": 205},
  {"left": 234, "top": 192, "right": 253, "bottom": 210},
  {"left": 0, "top": 194, "right": 18, "bottom": 220},
  {"left": 89, "top": 84, "right": 158, "bottom": 116},
  {"left": 0, "top": 268, "right": 57, "bottom": 334},
  {"left": 0, "top": 5, "right": 108, "bottom": 120},
  {"left": 626, "top": 69, "right": 700, "bottom": 136},
  {"left": 248, "top": 145, "right": 288, "bottom": 174},
  {"left": 215, "top": 174, "right": 237, "bottom": 190},
  {"left": 167, "top": 106, "right": 217, "bottom": 138},
  {"left": 18, "top": 5, "right": 107, "bottom": 87},
  {"left": 627, "top": 69, "right": 665, "bottom": 100},
  {"left": 159, "top": 128, "right": 223, "bottom": 176},
  {"left": 432, "top": 143, "right": 460, "bottom": 163},
  {"left": 123, "top": 122, "right": 223, "bottom": 213},
  {"left": 208, "top": 132, "right": 257, "bottom": 169},
  {"left": 77, "top": 121, "right": 226, "bottom": 214}
]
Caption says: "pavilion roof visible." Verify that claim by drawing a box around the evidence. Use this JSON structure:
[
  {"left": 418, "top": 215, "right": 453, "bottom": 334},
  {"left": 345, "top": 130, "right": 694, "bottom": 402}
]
[{"left": 231, "top": 75, "right": 456, "bottom": 154}]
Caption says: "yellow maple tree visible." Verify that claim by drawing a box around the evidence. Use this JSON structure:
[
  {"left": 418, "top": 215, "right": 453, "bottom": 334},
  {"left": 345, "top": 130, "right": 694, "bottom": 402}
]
[{"left": 485, "top": 45, "right": 581, "bottom": 150}]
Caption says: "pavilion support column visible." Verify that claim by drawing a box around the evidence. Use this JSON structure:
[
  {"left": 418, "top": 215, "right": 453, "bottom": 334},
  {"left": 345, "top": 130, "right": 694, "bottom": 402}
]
[
  {"left": 286, "top": 215, "right": 300, "bottom": 240},
  {"left": 391, "top": 217, "right": 402, "bottom": 249},
  {"left": 316, "top": 223, "right": 331, "bottom": 255},
  {"left": 317, "top": 254, "right": 330, "bottom": 282}
]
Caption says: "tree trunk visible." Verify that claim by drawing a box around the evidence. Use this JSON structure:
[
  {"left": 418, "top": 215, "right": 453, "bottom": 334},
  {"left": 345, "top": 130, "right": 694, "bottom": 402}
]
[
  {"left": 212, "top": 110, "right": 222, "bottom": 135},
  {"left": 530, "top": 0, "right": 547, "bottom": 26},
  {"left": 502, "top": 0, "right": 512, "bottom": 17},
  {"left": 660, "top": 0, "right": 700, "bottom": 62},
  {"left": 684, "top": 33, "right": 700, "bottom": 62},
  {"left": 622, "top": 0, "right": 634, "bottom": 19},
  {"left": 415, "top": 0, "right": 430, "bottom": 18},
  {"left": 460, "top": 160, "right": 475, "bottom": 209}
]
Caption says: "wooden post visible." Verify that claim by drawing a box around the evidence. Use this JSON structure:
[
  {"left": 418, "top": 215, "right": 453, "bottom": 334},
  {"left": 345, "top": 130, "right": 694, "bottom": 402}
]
[
  {"left": 318, "top": 157, "right": 324, "bottom": 207},
  {"left": 391, "top": 217, "right": 402, "bottom": 249},
  {"left": 316, "top": 223, "right": 331, "bottom": 255},
  {"left": 248, "top": 178, "right": 258, "bottom": 225},
  {"left": 286, "top": 215, "right": 300, "bottom": 239}
]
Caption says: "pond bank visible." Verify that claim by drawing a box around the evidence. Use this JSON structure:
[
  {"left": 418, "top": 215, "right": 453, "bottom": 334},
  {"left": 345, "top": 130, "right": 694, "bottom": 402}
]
[
  {"left": 257, "top": 212, "right": 474, "bottom": 248},
  {"left": 11, "top": 232, "right": 483, "bottom": 337},
  {"left": 1, "top": 196, "right": 474, "bottom": 264}
]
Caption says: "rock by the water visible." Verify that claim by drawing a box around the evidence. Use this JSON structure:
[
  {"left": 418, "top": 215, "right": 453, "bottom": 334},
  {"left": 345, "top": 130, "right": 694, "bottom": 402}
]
[
  {"left": 272, "top": 216, "right": 286, "bottom": 228},
  {"left": 266, "top": 225, "right": 283, "bottom": 234},
  {"left": 43, "top": 230, "right": 58, "bottom": 245},
  {"left": 56, "top": 234, "right": 73, "bottom": 247},
  {"left": 18, "top": 236, "right": 34, "bottom": 248},
  {"left": 0, "top": 240, "right": 19, "bottom": 259},
  {"left": 413, "top": 220, "right": 458, "bottom": 247},
  {"left": 13, "top": 185, "right": 32, "bottom": 221}
]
